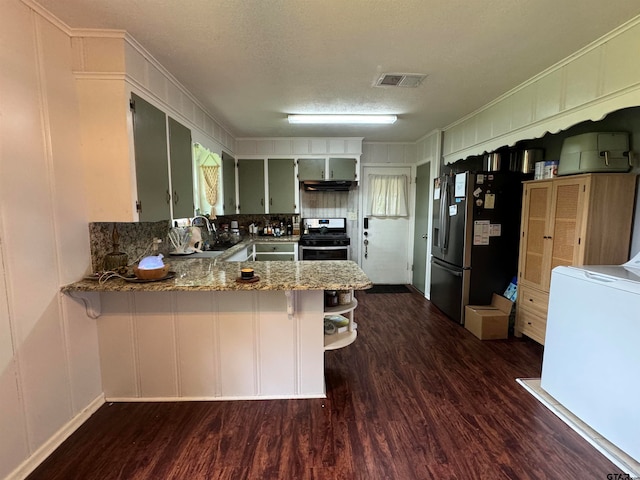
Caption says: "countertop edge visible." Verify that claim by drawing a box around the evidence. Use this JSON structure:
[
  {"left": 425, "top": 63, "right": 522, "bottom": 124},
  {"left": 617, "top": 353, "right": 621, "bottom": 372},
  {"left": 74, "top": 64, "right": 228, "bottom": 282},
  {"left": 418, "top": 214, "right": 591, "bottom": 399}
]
[{"left": 62, "top": 257, "right": 372, "bottom": 293}]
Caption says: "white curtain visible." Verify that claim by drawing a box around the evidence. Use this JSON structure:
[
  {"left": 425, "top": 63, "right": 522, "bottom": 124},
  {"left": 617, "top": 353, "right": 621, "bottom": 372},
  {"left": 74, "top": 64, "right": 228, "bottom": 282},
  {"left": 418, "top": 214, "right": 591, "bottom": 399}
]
[
  {"left": 193, "top": 143, "right": 220, "bottom": 218},
  {"left": 368, "top": 174, "right": 408, "bottom": 217}
]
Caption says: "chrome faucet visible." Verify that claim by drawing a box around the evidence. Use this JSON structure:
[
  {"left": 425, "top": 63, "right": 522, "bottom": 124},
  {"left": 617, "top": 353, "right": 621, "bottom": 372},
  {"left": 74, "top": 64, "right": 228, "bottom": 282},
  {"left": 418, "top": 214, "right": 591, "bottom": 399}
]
[{"left": 191, "top": 215, "right": 216, "bottom": 234}]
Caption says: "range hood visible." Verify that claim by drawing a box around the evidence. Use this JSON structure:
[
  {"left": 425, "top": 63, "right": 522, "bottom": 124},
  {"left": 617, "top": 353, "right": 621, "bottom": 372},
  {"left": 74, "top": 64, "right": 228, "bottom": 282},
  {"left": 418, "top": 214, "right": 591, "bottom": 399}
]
[{"left": 301, "top": 180, "right": 356, "bottom": 192}]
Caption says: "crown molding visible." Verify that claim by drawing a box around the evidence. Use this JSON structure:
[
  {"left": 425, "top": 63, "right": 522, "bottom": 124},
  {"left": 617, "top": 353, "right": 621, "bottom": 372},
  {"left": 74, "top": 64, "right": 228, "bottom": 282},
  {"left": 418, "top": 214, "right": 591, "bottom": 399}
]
[
  {"left": 21, "top": 0, "right": 72, "bottom": 35},
  {"left": 444, "top": 13, "right": 640, "bottom": 132}
]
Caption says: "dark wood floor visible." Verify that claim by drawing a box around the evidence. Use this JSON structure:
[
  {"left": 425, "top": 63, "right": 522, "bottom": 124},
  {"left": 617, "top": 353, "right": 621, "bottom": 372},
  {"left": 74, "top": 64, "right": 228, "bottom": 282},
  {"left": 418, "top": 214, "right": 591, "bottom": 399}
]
[{"left": 28, "top": 289, "right": 622, "bottom": 480}]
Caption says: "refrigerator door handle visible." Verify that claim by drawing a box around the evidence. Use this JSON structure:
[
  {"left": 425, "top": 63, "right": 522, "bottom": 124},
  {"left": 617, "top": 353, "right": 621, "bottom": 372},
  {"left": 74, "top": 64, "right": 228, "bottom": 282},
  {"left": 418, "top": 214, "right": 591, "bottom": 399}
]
[
  {"left": 431, "top": 258, "right": 463, "bottom": 277},
  {"left": 434, "top": 177, "right": 445, "bottom": 250},
  {"left": 441, "top": 178, "right": 451, "bottom": 251}
]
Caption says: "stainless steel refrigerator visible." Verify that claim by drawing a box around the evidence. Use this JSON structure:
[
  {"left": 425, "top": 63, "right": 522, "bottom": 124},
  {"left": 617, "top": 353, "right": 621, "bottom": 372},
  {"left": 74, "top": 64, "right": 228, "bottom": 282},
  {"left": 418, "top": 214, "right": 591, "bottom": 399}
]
[{"left": 430, "top": 171, "right": 522, "bottom": 324}]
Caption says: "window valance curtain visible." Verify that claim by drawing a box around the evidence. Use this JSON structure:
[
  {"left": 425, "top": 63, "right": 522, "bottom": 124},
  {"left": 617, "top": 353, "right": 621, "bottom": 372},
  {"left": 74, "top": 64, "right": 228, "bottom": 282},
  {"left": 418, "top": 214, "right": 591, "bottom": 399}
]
[{"left": 368, "top": 174, "right": 408, "bottom": 217}]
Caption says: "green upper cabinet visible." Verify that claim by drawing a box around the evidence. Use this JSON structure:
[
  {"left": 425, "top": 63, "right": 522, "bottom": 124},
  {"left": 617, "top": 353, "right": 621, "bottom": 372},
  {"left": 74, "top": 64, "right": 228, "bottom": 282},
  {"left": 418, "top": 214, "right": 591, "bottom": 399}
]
[
  {"left": 268, "top": 158, "right": 296, "bottom": 213},
  {"left": 131, "top": 93, "right": 195, "bottom": 221},
  {"left": 222, "top": 152, "right": 237, "bottom": 215},
  {"left": 297, "top": 158, "right": 325, "bottom": 180},
  {"left": 297, "top": 157, "right": 357, "bottom": 181},
  {"left": 328, "top": 158, "right": 357, "bottom": 181},
  {"left": 131, "top": 93, "right": 170, "bottom": 222},
  {"left": 168, "top": 117, "right": 194, "bottom": 219},
  {"left": 238, "top": 159, "right": 265, "bottom": 214}
]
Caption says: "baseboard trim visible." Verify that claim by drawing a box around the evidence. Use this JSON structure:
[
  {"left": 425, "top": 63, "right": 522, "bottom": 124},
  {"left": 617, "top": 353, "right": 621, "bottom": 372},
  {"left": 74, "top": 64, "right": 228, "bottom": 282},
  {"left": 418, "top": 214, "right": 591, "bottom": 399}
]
[
  {"left": 105, "top": 393, "right": 327, "bottom": 402},
  {"left": 6, "top": 394, "right": 105, "bottom": 480}
]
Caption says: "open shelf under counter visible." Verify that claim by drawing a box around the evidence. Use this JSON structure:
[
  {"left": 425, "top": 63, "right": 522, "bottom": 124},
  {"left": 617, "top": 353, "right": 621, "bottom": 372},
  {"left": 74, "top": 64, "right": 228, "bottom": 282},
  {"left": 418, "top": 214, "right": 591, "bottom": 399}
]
[
  {"left": 323, "top": 298, "right": 358, "bottom": 315},
  {"left": 323, "top": 292, "right": 358, "bottom": 351},
  {"left": 324, "top": 328, "right": 357, "bottom": 351}
]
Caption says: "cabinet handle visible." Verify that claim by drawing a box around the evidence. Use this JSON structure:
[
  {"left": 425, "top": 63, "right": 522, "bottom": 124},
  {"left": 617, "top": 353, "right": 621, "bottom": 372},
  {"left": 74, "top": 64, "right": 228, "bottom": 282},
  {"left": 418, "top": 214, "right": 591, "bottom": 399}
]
[
  {"left": 321, "top": 170, "right": 324, "bottom": 179},
  {"left": 261, "top": 198, "right": 264, "bottom": 206},
  {"left": 270, "top": 198, "right": 273, "bottom": 206},
  {"left": 527, "top": 322, "right": 532, "bottom": 325},
  {"left": 331, "top": 170, "right": 334, "bottom": 178},
  {"left": 166, "top": 190, "right": 171, "bottom": 204},
  {"left": 173, "top": 191, "right": 179, "bottom": 205},
  {"left": 528, "top": 298, "right": 533, "bottom": 302}
]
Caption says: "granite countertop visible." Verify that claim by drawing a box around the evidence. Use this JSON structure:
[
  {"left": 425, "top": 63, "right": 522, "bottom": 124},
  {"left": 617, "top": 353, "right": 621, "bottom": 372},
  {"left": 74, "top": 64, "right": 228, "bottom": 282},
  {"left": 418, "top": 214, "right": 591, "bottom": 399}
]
[{"left": 62, "top": 260, "right": 371, "bottom": 292}]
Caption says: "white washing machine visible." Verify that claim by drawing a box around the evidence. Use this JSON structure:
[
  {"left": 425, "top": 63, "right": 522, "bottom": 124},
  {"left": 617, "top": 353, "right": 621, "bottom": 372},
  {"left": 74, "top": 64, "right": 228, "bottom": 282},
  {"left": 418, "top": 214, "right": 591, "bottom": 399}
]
[{"left": 541, "top": 254, "right": 640, "bottom": 463}]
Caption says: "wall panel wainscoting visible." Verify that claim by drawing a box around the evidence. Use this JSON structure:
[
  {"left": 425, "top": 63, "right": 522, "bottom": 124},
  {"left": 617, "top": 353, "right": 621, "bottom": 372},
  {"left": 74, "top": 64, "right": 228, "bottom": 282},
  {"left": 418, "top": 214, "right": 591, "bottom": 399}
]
[{"left": 26, "top": 291, "right": 624, "bottom": 479}]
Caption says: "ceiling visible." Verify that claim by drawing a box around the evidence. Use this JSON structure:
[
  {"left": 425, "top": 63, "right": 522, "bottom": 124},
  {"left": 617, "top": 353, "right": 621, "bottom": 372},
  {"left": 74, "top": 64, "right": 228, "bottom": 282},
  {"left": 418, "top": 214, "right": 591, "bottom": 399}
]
[{"left": 36, "top": 0, "right": 640, "bottom": 143}]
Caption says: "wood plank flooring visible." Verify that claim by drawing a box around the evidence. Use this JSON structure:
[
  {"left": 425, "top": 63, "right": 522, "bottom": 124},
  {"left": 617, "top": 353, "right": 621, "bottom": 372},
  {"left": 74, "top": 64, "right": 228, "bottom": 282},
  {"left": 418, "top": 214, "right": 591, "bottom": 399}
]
[{"left": 27, "top": 289, "right": 623, "bottom": 479}]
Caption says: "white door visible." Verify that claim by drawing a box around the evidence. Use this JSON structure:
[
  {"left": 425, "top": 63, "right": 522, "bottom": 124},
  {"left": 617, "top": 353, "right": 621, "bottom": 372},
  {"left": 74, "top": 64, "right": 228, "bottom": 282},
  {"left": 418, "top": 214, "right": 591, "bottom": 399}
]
[{"left": 360, "top": 166, "right": 413, "bottom": 284}]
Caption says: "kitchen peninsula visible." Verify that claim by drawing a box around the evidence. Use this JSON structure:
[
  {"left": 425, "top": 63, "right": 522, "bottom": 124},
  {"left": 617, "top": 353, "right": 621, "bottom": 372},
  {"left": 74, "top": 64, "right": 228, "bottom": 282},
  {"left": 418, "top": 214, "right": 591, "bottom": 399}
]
[{"left": 63, "top": 253, "right": 371, "bottom": 402}]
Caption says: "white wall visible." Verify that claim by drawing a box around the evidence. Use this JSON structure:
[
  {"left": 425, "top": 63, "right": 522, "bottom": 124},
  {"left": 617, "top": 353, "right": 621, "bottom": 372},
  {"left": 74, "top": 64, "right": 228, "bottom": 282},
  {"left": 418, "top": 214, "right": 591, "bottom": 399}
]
[
  {"left": 442, "top": 16, "right": 640, "bottom": 260},
  {"left": 0, "top": 2, "right": 102, "bottom": 478},
  {"left": 72, "top": 31, "right": 237, "bottom": 222}
]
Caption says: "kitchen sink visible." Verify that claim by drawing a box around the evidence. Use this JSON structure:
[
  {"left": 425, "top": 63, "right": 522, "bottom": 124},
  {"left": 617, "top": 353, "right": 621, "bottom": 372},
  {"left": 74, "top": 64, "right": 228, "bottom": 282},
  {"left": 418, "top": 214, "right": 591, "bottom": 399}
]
[
  {"left": 169, "top": 250, "right": 225, "bottom": 260},
  {"left": 191, "top": 251, "right": 225, "bottom": 258}
]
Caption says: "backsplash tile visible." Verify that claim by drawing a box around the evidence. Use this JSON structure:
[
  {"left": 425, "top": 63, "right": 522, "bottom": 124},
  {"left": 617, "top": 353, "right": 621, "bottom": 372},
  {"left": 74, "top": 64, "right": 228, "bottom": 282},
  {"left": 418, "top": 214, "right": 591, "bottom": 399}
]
[{"left": 89, "top": 220, "right": 171, "bottom": 273}]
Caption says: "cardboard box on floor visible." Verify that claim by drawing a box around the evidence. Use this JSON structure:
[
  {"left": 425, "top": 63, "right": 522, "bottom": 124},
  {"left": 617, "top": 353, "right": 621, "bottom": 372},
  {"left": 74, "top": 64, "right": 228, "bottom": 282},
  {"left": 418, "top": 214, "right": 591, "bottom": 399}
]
[{"left": 464, "top": 293, "right": 513, "bottom": 340}]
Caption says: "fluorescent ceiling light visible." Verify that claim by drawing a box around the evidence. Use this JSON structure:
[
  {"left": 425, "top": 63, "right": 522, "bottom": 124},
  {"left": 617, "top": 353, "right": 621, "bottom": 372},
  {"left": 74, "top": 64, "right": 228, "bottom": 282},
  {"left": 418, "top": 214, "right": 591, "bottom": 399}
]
[{"left": 288, "top": 114, "right": 397, "bottom": 125}]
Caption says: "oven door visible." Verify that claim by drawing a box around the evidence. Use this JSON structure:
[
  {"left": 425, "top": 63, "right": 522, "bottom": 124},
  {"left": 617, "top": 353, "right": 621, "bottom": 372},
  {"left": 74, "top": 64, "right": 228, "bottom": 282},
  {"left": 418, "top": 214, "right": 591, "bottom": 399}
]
[{"left": 299, "top": 245, "right": 349, "bottom": 261}]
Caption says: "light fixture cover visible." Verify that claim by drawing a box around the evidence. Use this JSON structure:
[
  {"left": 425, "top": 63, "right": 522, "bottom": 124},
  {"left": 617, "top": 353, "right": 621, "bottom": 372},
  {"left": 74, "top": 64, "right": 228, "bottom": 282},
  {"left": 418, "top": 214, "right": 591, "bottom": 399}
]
[{"left": 288, "top": 114, "right": 397, "bottom": 125}]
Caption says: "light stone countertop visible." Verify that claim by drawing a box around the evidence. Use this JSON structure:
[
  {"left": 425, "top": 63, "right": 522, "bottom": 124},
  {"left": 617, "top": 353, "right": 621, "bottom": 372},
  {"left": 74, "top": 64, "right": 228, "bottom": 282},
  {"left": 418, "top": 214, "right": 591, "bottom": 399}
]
[
  {"left": 62, "top": 260, "right": 371, "bottom": 293},
  {"left": 62, "top": 235, "right": 371, "bottom": 293}
]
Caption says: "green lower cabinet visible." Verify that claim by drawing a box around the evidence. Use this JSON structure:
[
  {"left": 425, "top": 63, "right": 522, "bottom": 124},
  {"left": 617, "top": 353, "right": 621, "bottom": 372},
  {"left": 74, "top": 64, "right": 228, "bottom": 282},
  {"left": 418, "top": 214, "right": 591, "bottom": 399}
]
[
  {"left": 254, "top": 253, "right": 295, "bottom": 261},
  {"left": 253, "top": 242, "right": 297, "bottom": 261}
]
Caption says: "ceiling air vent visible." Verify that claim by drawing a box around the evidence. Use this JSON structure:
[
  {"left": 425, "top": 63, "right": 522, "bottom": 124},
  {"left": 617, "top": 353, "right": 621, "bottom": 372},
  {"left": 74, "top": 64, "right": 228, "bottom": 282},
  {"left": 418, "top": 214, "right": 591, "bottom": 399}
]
[{"left": 375, "top": 73, "right": 427, "bottom": 88}]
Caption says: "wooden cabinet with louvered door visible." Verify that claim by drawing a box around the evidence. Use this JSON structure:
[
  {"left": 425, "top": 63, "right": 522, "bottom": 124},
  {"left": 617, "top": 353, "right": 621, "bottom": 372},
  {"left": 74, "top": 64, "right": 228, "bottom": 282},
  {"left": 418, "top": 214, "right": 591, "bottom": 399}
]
[
  {"left": 515, "top": 173, "right": 637, "bottom": 344},
  {"left": 518, "top": 181, "right": 554, "bottom": 291}
]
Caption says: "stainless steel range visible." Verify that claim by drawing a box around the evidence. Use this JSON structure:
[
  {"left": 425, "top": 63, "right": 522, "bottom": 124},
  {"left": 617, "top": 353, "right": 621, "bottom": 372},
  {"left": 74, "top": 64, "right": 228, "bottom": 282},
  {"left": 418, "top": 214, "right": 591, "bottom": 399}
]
[{"left": 299, "top": 218, "right": 350, "bottom": 261}]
